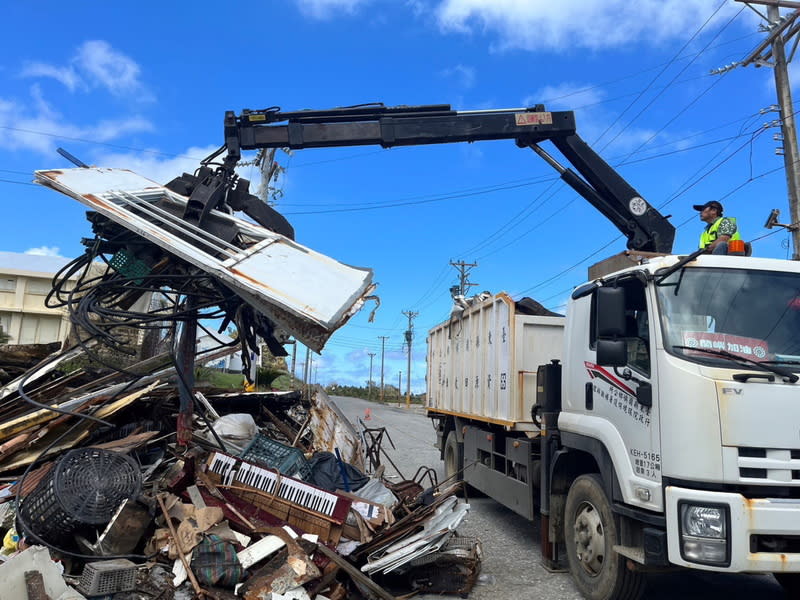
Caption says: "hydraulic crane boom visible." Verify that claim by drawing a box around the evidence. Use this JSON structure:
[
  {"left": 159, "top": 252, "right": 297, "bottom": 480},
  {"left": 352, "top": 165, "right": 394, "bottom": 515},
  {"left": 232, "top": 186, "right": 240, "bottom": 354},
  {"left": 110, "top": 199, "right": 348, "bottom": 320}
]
[{"left": 189, "top": 103, "right": 675, "bottom": 253}]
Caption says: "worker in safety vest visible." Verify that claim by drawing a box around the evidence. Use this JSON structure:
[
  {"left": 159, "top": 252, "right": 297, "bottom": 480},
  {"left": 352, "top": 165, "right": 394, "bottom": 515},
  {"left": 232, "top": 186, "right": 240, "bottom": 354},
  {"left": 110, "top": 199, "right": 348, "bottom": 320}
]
[{"left": 692, "top": 200, "right": 743, "bottom": 255}]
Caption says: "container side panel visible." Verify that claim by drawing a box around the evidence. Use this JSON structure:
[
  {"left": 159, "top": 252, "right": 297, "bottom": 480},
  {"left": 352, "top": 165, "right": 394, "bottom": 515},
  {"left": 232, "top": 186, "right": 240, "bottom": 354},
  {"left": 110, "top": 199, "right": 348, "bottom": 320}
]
[
  {"left": 517, "top": 317, "right": 565, "bottom": 421},
  {"left": 426, "top": 294, "right": 562, "bottom": 426},
  {"left": 497, "top": 299, "right": 512, "bottom": 421}
]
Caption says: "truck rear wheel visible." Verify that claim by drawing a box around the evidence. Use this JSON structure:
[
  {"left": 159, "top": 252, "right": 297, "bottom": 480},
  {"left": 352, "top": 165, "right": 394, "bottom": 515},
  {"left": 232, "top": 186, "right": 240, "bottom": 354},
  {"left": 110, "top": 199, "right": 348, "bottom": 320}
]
[
  {"left": 444, "top": 430, "right": 463, "bottom": 481},
  {"left": 565, "top": 474, "right": 646, "bottom": 600}
]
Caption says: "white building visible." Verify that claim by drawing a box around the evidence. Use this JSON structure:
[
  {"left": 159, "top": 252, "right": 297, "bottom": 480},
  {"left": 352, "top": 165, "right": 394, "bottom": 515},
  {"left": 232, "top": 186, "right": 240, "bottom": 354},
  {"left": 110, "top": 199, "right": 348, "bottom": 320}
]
[
  {"left": 197, "top": 331, "right": 246, "bottom": 373},
  {"left": 0, "top": 251, "right": 78, "bottom": 345}
]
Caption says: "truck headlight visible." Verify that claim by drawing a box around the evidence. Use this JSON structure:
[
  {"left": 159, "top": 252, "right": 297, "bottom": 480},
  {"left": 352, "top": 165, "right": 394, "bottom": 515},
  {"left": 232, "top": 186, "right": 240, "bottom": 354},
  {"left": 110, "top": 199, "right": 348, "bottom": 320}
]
[{"left": 678, "top": 503, "right": 730, "bottom": 566}]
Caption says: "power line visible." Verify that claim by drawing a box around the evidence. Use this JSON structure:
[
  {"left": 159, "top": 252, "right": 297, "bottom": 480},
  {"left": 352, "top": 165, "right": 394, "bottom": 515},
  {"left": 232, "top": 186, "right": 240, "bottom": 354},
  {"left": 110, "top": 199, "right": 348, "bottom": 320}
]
[
  {"left": 602, "top": 3, "right": 745, "bottom": 153},
  {"left": 483, "top": 122, "right": 769, "bottom": 265},
  {"left": 0, "top": 178, "right": 38, "bottom": 187},
  {"left": 281, "top": 174, "right": 556, "bottom": 215},
  {"left": 537, "top": 30, "right": 760, "bottom": 109},
  {"left": 0, "top": 124, "right": 200, "bottom": 160},
  {"left": 594, "top": 0, "right": 731, "bottom": 149},
  {"left": 511, "top": 128, "right": 780, "bottom": 298}
]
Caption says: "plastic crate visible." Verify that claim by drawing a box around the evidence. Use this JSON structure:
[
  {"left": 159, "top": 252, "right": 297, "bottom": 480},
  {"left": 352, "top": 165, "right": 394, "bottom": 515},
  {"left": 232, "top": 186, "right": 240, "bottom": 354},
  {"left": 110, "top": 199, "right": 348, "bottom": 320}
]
[
  {"left": 109, "top": 249, "right": 150, "bottom": 284},
  {"left": 241, "top": 433, "right": 311, "bottom": 480},
  {"left": 78, "top": 559, "right": 137, "bottom": 595}
]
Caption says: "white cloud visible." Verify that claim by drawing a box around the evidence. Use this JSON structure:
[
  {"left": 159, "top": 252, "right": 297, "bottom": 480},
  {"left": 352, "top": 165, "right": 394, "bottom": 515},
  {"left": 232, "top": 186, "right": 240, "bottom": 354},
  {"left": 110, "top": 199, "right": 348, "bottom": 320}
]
[
  {"left": 95, "top": 145, "right": 222, "bottom": 185},
  {"left": 295, "top": 0, "right": 372, "bottom": 19},
  {"left": 0, "top": 94, "right": 154, "bottom": 156},
  {"left": 405, "top": 0, "right": 427, "bottom": 18},
  {"left": 29, "top": 84, "right": 57, "bottom": 121},
  {"left": 434, "top": 0, "right": 736, "bottom": 52},
  {"left": 441, "top": 64, "right": 476, "bottom": 89},
  {"left": 74, "top": 41, "right": 148, "bottom": 98},
  {"left": 20, "top": 40, "right": 152, "bottom": 100},
  {"left": 20, "top": 62, "right": 84, "bottom": 92},
  {"left": 25, "top": 247, "right": 62, "bottom": 257}
]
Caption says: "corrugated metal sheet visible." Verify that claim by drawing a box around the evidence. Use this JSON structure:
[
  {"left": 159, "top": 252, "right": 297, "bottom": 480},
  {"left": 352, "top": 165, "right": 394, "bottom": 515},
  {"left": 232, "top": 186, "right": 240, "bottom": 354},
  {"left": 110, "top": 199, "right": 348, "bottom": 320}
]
[
  {"left": 34, "top": 168, "right": 376, "bottom": 352},
  {"left": 426, "top": 293, "right": 564, "bottom": 427}
]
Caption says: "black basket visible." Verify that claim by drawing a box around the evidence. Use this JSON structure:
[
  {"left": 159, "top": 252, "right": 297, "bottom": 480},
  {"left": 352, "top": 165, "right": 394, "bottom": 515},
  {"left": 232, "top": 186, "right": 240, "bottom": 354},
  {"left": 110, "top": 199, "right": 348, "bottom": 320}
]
[
  {"left": 18, "top": 476, "right": 79, "bottom": 545},
  {"left": 19, "top": 449, "right": 142, "bottom": 545}
]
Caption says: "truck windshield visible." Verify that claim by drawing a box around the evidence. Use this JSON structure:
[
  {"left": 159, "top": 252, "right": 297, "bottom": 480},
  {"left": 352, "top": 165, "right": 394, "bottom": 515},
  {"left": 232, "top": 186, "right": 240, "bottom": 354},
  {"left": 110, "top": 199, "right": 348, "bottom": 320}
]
[{"left": 655, "top": 267, "right": 800, "bottom": 369}]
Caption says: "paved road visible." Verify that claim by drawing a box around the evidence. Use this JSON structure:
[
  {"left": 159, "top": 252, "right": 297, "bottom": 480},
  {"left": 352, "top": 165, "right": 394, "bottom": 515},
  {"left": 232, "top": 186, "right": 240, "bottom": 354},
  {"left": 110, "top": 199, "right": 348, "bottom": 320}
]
[{"left": 329, "top": 395, "right": 789, "bottom": 600}]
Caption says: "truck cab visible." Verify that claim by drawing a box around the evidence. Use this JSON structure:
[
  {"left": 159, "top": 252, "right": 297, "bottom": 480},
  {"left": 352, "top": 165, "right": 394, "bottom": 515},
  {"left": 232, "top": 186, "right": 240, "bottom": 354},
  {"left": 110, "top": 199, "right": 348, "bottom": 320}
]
[{"left": 556, "top": 254, "right": 800, "bottom": 595}]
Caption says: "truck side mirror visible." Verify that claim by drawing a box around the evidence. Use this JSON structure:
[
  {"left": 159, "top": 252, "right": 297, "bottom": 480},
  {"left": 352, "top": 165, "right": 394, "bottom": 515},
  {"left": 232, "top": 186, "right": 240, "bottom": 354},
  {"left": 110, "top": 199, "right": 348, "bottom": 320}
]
[
  {"left": 596, "top": 287, "right": 628, "bottom": 366},
  {"left": 636, "top": 380, "right": 652, "bottom": 407},
  {"left": 596, "top": 287, "right": 626, "bottom": 337},
  {"left": 597, "top": 339, "right": 627, "bottom": 366}
]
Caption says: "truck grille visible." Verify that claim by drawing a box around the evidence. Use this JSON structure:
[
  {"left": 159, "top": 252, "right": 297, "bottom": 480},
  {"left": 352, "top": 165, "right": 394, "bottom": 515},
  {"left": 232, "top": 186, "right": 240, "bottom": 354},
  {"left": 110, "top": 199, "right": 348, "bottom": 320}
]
[
  {"left": 751, "top": 534, "right": 800, "bottom": 553},
  {"left": 738, "top": 447, "right": 800, "bottom": 482}
]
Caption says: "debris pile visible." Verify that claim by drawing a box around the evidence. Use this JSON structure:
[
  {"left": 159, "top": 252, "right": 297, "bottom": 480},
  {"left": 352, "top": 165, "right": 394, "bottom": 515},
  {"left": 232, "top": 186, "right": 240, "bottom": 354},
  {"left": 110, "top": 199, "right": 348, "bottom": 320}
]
[
  {"left": 0, "top": 165, "right": 479, "bottom": 598},
  {"left": 0, "top": 347, "right": 480, "bottom": 600}
]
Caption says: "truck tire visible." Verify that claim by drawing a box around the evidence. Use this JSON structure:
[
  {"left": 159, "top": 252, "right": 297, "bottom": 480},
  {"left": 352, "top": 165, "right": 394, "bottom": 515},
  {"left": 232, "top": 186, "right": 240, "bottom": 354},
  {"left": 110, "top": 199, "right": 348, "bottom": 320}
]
[
  {"left": 444, "top": 430, "right": 463, "bottom": 481},
  {"left": 774, "top": 573, "right": 800, "bottom": 597},
  {"left": 564, "top": 474, "right": 646, "bottom": 600}
]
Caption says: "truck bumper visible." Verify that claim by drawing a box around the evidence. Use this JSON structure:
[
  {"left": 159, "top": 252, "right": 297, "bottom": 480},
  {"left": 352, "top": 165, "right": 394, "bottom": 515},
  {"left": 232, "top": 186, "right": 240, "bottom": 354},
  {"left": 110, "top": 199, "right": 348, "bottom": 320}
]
[{"left": 666, "top": 485, "right": 800, "bottom": 573}]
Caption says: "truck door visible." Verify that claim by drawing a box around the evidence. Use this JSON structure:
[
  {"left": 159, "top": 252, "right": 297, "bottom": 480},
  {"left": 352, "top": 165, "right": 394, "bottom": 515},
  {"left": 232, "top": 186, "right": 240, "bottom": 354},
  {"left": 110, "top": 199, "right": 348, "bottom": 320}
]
[{"left": 588, "top": 276, "right": 663, "bottom": 509}]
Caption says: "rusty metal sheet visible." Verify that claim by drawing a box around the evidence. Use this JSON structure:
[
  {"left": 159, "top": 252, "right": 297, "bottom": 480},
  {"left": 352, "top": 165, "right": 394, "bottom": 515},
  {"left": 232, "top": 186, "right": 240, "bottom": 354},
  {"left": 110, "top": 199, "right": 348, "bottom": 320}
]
[
  {"left": 309, "top": 388, "right": 364, "bottom": 470},
  {"left": 34, "top": 168, "right": 376, "bottom": 352}
]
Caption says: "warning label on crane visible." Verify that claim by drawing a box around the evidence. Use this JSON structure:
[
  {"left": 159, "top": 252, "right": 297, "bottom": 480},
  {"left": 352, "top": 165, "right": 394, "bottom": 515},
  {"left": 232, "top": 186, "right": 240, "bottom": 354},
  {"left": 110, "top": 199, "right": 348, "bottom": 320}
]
[{"left": 515, "top": 112, "right": 553, "bottom": 126}]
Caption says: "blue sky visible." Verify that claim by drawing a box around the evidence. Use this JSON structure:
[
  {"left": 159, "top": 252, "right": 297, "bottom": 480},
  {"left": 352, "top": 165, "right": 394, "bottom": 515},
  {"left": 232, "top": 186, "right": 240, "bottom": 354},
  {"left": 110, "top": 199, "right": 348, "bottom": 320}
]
[{"left": 1, "top": 1, "right": 797, "bottom": 392}]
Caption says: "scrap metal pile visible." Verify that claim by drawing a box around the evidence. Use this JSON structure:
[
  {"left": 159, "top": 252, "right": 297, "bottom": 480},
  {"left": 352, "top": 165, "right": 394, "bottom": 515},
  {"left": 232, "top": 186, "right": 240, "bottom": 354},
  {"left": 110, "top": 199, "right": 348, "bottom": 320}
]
[
  {"left": 0, "top": 165, "right": 479, "bottom": 599},
  {"left": 0, "top": 363, "right": 479, "bottom": 599}
]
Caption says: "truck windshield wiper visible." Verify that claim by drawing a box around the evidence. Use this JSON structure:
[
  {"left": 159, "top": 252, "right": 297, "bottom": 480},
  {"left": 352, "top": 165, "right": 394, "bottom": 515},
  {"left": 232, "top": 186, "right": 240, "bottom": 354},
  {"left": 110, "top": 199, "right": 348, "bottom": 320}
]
[
  {"left": 672, "top": 345, "right": 799, "bottom": 383},
  {"left": 760, "top": 359, "right": 800, "bottom": 367}
]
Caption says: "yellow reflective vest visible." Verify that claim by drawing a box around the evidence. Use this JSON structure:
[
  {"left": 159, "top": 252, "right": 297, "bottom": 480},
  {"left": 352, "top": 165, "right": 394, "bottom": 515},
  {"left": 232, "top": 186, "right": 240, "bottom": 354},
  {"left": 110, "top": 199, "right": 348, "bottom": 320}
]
[{"left": 699, "top": 217, "right": 741, "bottom": 249}]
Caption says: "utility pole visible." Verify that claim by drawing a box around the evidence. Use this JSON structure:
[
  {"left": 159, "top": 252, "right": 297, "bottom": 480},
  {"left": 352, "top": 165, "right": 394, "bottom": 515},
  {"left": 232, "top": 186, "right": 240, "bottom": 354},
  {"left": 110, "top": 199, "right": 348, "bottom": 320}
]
[
  {"left": 302, "top": 345, "right": 311, "bottom": 402},
  {"left": 401, "top": 310, "right": 418, "bottom": 408},
  {"left": 378, "top": 336, "right": 389, "bottom": 403},
  {"left": 367, "top": 352, "right": 376, "bottom": 399},
  {"left": 732, "top": 0, "right": 800, "bottom": 258},
  {"left": 398, "top": 371, "right": 402, "bottom": 401},
  {"left": 289, "top": 339, "right": 297, "bottom": 380},
  {"left": 449, "top": 260, "right": 478, "bottom": 296}
]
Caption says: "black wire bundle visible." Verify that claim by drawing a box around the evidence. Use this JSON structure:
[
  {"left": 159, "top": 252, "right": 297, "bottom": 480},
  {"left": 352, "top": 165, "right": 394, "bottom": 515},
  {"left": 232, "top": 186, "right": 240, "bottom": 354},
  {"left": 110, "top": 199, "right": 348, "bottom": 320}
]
[{"left": 42, "top": 213, "right": 284, "bottom": 381}]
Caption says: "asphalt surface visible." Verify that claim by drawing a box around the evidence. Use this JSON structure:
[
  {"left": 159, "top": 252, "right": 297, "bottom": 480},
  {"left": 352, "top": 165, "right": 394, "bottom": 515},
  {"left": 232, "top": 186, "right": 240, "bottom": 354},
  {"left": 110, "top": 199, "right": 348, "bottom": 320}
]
[{"left": 328, "top": 395, "right": 789, "bottom": 600}]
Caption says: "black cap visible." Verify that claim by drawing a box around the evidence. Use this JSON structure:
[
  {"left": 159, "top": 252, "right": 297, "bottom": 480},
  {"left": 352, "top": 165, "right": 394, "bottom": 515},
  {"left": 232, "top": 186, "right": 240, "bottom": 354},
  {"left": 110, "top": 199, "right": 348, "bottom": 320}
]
[{"left": 692, "top": 200, "right": 723, "bottom": 214}]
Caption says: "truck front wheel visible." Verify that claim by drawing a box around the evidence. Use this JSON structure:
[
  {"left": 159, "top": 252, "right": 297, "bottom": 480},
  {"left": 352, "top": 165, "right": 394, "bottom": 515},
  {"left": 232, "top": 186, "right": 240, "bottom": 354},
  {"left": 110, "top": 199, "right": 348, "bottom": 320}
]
[
  {"left": 564, "top": 474, "right": 646, "bottom": 600},
  {"left": 444, "top": 430, "right": 463, "bottom": 481}
]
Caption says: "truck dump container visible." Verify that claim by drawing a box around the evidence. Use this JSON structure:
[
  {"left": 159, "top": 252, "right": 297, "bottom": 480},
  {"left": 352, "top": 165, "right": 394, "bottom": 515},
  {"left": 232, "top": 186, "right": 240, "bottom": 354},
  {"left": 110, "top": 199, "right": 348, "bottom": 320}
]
[{"left": 426, "top": 293, "right": 564, "bottom": 430}]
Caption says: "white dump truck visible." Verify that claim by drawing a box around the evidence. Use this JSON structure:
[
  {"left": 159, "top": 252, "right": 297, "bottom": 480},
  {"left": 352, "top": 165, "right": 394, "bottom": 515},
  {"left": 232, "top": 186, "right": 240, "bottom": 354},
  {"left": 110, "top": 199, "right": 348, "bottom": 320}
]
[
  {"left": 427, "top": 253, "right": 800, "bottom": 599},
  {"left": 195, "top": 101, "right": 799, "bottom": 599}
]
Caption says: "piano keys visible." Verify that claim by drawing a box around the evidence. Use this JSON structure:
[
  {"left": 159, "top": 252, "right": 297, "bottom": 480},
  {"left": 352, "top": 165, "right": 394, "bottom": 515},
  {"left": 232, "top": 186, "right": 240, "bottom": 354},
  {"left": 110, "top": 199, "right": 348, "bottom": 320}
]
[{"left": 205, "top": 451, "right": 351, "bottom": 544}]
